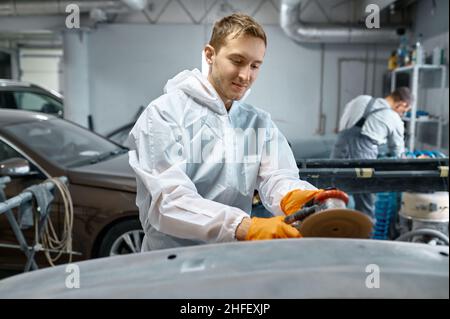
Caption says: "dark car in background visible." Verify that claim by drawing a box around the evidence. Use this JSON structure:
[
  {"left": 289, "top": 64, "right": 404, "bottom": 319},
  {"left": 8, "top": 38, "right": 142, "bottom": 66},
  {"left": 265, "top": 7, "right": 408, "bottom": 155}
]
[
  {"left": 0, "top": 109, "right": 142, "bottom": 271},
  {"left": 106, "top": 106, "right": 144, "bottom": 146},
  {"left": 106, "top": 121, "right": 135, "bottom": 146},
  {"left": 0, "top": 79, "right": 63, "bottom": 117}
]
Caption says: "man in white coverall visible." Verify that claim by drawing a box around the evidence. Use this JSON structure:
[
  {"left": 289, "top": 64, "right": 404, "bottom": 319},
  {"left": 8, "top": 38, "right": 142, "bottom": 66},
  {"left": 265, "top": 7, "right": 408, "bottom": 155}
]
[{"left": 128, "top": 13, "right": 338, "bottom": 251}]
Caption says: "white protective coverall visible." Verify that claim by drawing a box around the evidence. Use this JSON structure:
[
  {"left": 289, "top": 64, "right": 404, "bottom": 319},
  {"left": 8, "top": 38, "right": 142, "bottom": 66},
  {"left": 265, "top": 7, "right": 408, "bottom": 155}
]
[{"left": 128, "top": 69, "right": 316, "bottom": 251}]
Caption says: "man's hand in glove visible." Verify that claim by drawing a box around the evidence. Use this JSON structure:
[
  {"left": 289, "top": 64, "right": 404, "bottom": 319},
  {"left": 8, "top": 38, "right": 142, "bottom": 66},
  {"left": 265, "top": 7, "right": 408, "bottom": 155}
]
[
  {"left": 280, "top": 188, "right": 350, "bottom": 216},
  {"left": 235, "top": 216, "right": 301, "bottom": 241},
  {"left": 280, "top": 189, "right": 324, "bottom": 216}
]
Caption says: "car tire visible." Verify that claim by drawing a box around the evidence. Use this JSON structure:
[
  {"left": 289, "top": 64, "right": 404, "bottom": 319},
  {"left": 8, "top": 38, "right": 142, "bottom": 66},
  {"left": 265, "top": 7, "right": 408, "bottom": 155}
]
[{"left": 97, "top": 219, "right": 144, "bottom": 257}]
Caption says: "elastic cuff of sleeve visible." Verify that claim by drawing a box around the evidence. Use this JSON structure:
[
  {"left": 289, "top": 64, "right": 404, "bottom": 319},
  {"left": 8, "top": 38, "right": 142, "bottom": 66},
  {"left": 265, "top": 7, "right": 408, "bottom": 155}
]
[{"left": 231, "top": 214, "right": 250, "bottom": 241}]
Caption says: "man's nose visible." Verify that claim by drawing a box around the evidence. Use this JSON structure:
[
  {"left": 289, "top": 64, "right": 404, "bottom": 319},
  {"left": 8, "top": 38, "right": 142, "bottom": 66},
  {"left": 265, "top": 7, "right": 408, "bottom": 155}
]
[{"left": 238, "top": 65, "right": 251, "bottom": 82}]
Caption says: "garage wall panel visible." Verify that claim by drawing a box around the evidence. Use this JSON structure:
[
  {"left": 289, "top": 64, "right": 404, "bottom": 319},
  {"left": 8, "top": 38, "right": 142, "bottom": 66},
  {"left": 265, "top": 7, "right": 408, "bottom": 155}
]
[{"left": 87, "top": 24, "right": 204, "bottom": 134}]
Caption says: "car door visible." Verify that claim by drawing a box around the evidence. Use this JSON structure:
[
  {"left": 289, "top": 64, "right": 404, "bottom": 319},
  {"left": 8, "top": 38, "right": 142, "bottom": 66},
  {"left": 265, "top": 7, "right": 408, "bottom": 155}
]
[{"left": 0, "top": 138, "right": 62, "bottom": 270}]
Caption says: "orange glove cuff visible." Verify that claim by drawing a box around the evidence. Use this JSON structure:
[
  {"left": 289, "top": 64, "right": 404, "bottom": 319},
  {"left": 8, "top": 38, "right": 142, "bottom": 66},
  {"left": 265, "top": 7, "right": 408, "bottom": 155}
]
[{"left": 280, "top": 189, "right": 323, "bottom": 216}]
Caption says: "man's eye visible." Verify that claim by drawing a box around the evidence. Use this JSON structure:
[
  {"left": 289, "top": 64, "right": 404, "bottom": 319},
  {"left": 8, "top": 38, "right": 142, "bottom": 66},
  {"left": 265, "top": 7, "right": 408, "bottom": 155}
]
[
  {"left": 231, "top": 59, "right": 242, "bottom": 64},
  {"left": 251, "top": 65, "right": 260, "bottom": 69}
]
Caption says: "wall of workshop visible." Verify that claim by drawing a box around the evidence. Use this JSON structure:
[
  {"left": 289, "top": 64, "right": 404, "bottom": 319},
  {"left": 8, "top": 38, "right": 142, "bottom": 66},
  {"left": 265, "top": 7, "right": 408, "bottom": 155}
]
[
  {"left": 63, "top": 0, "right": 396, "bottom": 159},
  {"left": 20, "top": 48, "right": 63, "bottom": 93},
  {"left": 87, "top": 24, "right": 205, "bottom": 133}
]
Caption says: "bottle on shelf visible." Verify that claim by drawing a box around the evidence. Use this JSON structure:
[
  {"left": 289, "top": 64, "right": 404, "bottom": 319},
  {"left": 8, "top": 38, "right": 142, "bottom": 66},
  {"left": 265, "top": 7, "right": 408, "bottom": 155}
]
[
  {"left": 388, "top": 51, "right": 397, "bottom": 71},
  {"left": 413, "top": 33, "right": 424, "bottom": 65},
  {"left": 396, "top": 35, "right": 409, "bottom": 67}
]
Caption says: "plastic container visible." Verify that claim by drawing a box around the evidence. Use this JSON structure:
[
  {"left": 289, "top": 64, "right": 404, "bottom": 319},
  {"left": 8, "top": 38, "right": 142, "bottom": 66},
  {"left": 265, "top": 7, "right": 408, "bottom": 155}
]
[{"left": 414, "top": 34, "right": 423, "bottom": 65}]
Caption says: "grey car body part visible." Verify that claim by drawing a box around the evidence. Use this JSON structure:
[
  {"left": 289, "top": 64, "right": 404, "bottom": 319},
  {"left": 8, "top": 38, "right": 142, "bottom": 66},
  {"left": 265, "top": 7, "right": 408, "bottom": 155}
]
[{"left": 0, "top": 238, "right": 447, "bottom": 299}]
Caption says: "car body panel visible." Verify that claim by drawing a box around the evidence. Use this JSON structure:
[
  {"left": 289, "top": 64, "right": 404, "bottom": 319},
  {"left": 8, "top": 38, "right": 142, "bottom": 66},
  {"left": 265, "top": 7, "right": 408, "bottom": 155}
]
[
  {"left": 0, "top": 239, "right": 447, "bottom": 298},
  {"left": 68, "top": 154, "right": 136, "bottom": 193}
]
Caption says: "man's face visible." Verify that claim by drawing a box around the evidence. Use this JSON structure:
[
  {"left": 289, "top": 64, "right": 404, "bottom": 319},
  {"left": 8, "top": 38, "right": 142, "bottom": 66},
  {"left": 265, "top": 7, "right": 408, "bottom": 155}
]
[
  {"left": 393, "top": 101, "right": 410, "bottom": 117},
  {"left": 205, "top": 34, "right": 265, "bottom": 108}
]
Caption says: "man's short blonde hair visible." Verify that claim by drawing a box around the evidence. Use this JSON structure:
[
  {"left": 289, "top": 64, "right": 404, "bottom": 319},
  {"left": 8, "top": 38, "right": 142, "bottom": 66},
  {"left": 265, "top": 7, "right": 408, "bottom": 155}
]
[{"left": 209, "top": 13, "right": 267, "bottom": 52}]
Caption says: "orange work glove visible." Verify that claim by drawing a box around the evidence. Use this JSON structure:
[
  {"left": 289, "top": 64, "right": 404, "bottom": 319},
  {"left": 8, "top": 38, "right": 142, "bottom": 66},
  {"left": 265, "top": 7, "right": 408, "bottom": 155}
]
[
  {"left": 245, "top": 216, "right": 302, "bottom": 240},
  {"left": 280, "top": 189, "right": 324, "bottom": 216}
]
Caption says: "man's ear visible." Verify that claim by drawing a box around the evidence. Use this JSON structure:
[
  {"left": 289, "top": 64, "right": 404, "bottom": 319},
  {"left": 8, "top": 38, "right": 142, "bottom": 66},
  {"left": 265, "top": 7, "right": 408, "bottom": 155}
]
[{"left": 204, "top": 45, "right": 215, "bottom": 64}]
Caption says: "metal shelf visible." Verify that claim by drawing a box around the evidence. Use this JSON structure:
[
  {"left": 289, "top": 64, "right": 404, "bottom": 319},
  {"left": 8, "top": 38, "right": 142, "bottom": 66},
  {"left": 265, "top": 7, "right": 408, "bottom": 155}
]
[
  {"left": 402, "top": 116, "right": 442, "bottom": 123},
  {"left": 391, "top": 64, "right": 447, "bottom": 151},
  {"left": 393, "top": 65, "right": 446, "bottom": 73}
]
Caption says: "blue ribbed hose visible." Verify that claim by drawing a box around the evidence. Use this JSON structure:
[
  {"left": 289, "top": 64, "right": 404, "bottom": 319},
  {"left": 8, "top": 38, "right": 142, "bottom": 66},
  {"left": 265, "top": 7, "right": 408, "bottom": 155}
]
[{"left": 372, "top": 192, "right": 399, "bottom": 240}]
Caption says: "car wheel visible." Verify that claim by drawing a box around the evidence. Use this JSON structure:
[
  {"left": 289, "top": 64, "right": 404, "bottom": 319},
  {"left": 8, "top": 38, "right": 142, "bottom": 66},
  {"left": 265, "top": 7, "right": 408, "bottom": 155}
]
[{"left": 98, "top": 219, "right": 144, "bottom": 257}]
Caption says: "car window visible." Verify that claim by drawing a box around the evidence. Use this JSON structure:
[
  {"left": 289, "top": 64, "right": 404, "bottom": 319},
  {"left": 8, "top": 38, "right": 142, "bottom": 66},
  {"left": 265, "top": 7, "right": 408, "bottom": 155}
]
[
  {"left": 11, "top": 91, "right": 63, "bottom": 115},
  {"left": 0, "top": 139, "right": 45, "bottom": 178},
  {"left": 0, "top": 139, "right": 22, "bottom": 161},
  {"left": 0, "top": 91, "right": 18, "bottom": 109},
  {"left": 2, "top": 118, "right": 124, "bottom": 168}
]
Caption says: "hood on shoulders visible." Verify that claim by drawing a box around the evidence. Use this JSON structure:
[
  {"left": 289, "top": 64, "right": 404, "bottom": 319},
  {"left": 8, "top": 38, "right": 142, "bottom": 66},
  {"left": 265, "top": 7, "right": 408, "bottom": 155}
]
[
  {"left": 164, "top": 69, "right": 227, "bottom": 115},
  {"left": 163, "top": 69, "right": 252, "bottom": 115}
]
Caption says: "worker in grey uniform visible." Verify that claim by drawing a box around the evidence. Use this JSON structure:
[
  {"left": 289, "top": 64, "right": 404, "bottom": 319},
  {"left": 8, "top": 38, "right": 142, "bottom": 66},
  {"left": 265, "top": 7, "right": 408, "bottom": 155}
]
[{"left": 331, "top": 87, "right": 412, "bottom": 217}]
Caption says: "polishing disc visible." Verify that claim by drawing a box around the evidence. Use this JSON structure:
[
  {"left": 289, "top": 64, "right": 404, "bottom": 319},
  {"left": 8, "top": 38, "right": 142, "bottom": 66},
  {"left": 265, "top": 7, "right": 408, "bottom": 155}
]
[{"left": 298, "top": 208, "right": 373, "bottom": 238}]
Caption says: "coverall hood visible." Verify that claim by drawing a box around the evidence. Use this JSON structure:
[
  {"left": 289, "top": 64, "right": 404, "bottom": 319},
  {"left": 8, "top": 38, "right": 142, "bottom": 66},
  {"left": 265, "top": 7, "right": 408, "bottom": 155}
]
[{"left": 164, "top": 68, "right": 228, "bottom": 115}]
